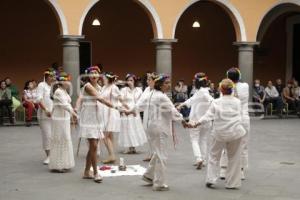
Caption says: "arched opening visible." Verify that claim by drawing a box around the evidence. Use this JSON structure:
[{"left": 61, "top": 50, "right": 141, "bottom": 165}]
[
  {"left": 0, "top": 0, "right": 63, "bottom": 91},
  {"left": 255, "top": 3, "right": 300, "bottom": 84},
  {"left": 81, "top": 0, "right": 157, "bottom": 78},
  {"left": 173, "top": 0, "right": 239, "bottom": 86}
]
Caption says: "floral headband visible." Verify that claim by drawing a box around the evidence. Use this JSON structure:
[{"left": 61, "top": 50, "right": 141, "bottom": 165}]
[
  {"left": 154, "top": 74, "right": 170, "bottom": 83},
  {"left": 219, "top": 79, "right": 235, "bottom": 94},
  {"left": 125, "top": 73, "right": 136, "bottom": 80},
  {"left": 226, "top": 67, "right": 241, "bottom": 81},
  {"left": 44, "top": 68, "right": 56, "bottom": 76},
  {"left": 85, "top": 66, "right": 101, "bottom": 74},
  {"left": 56, "top": 72, "right": 71, "bottom": 81},
  {"left": 105, "top": 72, "right": 118, "bottom": 80},
  {"left": 194, "top": 72, "right": 208, "bottom": 81}
]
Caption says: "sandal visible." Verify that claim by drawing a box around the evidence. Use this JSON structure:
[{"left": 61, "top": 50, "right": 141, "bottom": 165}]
[
  {"left": 82, "top": 171, "right": 94, "bottom": 179},
  {"left": 94, "top": 174, "right": 103, "bottom": 183},
  {"left": 102, "top": 159, "right": 116, "bottom": 164},
  {"left": 196, "top": 161, "right": 203, "bottom": 170}
]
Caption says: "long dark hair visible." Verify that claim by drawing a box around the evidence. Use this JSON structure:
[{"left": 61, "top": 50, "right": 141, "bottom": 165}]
[
  {"left": 50, "top": 82, "right": 62, "bottom": 100},
  {"left": 24, "top": 81, "right": 32, "bottom": 90},
  {"left": 154, "top": 74, "right": 169, "bottom": 91},
  {"left": 194, "top": 72, "right": 208, "bottom": 89},
  {"left": 125, "top": 73, "right": 137, "bottom": 87}
]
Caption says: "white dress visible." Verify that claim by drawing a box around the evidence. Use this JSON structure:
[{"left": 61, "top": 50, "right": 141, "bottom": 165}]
[
  {"left": 49, "top": 88, "right": 75, "bottom": 170},
  {"left": 36, "top": 82, "right": 53, "bottom": 151},
  {"left": 79, "top": 83, "right": 104, "bottom": 139},
  {"left": 100, "top": 84, "right": 121, "bottom": 133},
  {"left": 118, "top": 87, "right": 147, "bottom": 147}
]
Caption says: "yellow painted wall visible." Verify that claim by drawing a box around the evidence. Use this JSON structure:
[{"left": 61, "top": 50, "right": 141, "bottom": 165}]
[
  {"left": 52, "top": 0, "right": 297, "bottom": 41},
  {"left": 229, "top": 0, "right": 279, "bottom": 41},
  {"left": 56, "top": 0, "right": 91, "bottom": 35}
]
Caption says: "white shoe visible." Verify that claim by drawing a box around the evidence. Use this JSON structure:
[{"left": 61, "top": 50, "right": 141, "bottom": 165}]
[
  {"left": 220, "top": 167, "right": 226, "bottom": 180},
  {"left": 153, "top": 184, "right": 169, "bottom": 191},
  {"left": 43, "top": 157, "right": 50, "bottom": 165},
  {"left": 241, "top": 170, "right": 246, "bottom": 180}
]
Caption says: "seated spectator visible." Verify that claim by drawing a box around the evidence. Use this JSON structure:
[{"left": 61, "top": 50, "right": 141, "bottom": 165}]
[
  {"left": 253, "top": 79, "right": 266, "bottom": 112},
  {"left": 22, "top": 81, "right": 39, "bottom": 126},
  {"left": 209, "top": 82, "right": 220, "bottom": 99},
  {"left": 173, "top": 79, "right": 189, "bottom": 117},
  {"left": 294, "top": 80, "right": 300, "bottom": 100},
  {"left": 283, "top": 80, "right": 300, "bottom": 116},
  {"left": 5, "top": 77, "right": 21, "bottom": 111},
  {"left": 0, "top": 80, "right": 14, "bottom": 124},
  {"left": 275, "top": 78, "right": 285, "bottom": 96},
  {"left": 174, "top": 79, "right": 188, "bottom": 103},
  {"left": 188, "top": 79, "right": 197, "bottom": 98},
  {"left": 264, "top": 80, "right": 284, "bottom": 117}
]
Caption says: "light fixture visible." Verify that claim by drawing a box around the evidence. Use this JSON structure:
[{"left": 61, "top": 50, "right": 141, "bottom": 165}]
[
  {"left": 192, "top": 21, "right": 200, "bottom": 28},
  {"left": 92, "top": 19, "right": 101, "bottom": 26}
]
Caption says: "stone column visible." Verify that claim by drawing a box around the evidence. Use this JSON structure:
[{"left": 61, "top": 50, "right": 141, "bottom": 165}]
[
  {"left": 234, "top": 42, "right": 259, "bottom": 100},
  {"left": 61, "top": 35, "right": 84, "bottom": 102},
  {"left": 152, "top": 39, "right": 177, "bottom": 76}
]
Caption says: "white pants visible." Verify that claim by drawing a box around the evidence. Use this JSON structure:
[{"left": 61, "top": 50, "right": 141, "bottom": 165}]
[
  {"left": 39, "top": 119, "right": 52, "bottom": 151},
  {"left": 221, "top": 122, "right": 250, "bottom": 169},
  {"left": 207, "top": 136, "right": 242, "bottom": 188},
  {"left": 189, "top": 124, "right": 210, "bottom": 163},
  {"left": 145, "top": 128, "right": 154, "bottom": 157},
  {"left": 144, "top": 127, "right": 168, "bottom": 187}
]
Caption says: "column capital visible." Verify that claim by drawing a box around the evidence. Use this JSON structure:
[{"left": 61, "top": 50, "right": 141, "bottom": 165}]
[
  {"left": 152, "top": 39, "right": 178, "bottom": 44},
  {"left": 61, "top": 35, "right": 85, "bottom": 41},
  {"left": 61, "top": 35, "right": 85, "bottom": 47},
  {"left": 233, "top": 41, "right": 260, "bottom": 47}
]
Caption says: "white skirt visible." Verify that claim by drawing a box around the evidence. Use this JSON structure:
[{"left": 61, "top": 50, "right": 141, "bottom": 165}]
[
  {"left": 102, "top": 106, "right": 120, "bottom": 133},
  {"left": 118, "top": 114, "right": 148, "bottom": 147},
  {"left": 79, "top": 103, "right": 104, "bottom": 139},
  {"left": 49, "top": 119, "right": 75, "bottom": 170}
]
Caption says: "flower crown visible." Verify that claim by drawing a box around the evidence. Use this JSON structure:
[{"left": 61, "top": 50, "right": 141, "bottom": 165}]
[
  {"left": 154, "top": 74, "right": 169, "bottom": 82},
  {"left": 226, "top": 67, "right": 241, "bottom": 81},
  {"left": 194, "top": 72, "right": 208, "bottom": 81},
  {"left": 85, "top": 66, "right": 101, "bottom": 74},
  {"left": 219, "top": 79, "right": 235, "bottom": 94},
  {"left": 44, "top": 68, "right": 56, "bottom": 76},
  {"left": 56, "top": 72, "right": 71, "bottom": 81},
  {"left": 126, "top": 73, "right": 136, "bottom": 80}
]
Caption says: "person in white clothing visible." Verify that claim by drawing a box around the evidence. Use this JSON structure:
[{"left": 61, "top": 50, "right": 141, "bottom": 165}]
[
  {"left": 100, "top": 72, "right": 128, "bottom": 164},
  {"left": 131, "top": 74, "right": 187, "bottom": 191},
  {"left": 76, "top": 66, "right": 119, "bottom": 183},
  {"left": 49, "top": 72, "right": 77, "bottom": 173},
  {"left": 188, "top": 78, "right": 246, "bottom": 189},
  {"left": 220, "top": 68, "right": 251, "bottom": 180},
  {"left": 119, "top": 74, "right": 147, "bottom": 154},
  {"left": 177, "top": 72, "right": 213, "bottom": 169},
  {"left": 36, "top": 68, "right": 56, "bottom": 165},
  {"left": 136, "top": 72, "right": 158, "bottom": 162}
]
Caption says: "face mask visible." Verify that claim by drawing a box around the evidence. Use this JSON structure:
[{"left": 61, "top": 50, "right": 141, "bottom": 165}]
[{"left": 255, "top": 84, "right": 260, "bottom": 87}]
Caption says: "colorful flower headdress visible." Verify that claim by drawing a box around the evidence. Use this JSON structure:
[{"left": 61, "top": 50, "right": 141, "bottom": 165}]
[
  {"left": 219, "top": 78, "right": 235, "bottom": 94},
  {"left": 194, "top": 72, "right": 208, "bottom": 82},
  {"left": 104, "top": 72, "right": 118, "bottom": 79},
  {"left": 44, "top": 68, "right": 56, "bottom": 76},
  {"left": 56, "top": 72, "right": 71, "bottom": 81},
  {"left": 154, "top": 74, "right": 170, "bottom": 82},
  {"left": 85, "top": 66, "right": 101, "bottom": 74},
  {"left": 125, "top": 73, "right": 136, "bottom": 80}
]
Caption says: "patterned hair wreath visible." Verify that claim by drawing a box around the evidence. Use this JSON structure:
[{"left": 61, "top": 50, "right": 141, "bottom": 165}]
[
  {"left": 154, "top": 74, "right": 170, "bottom": 83},
  {"left": 85, "top": 66, "right": 101, "bottom": 74},
  {"left": 226, "top": 67, "right": 241, "bottom": 81}
]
